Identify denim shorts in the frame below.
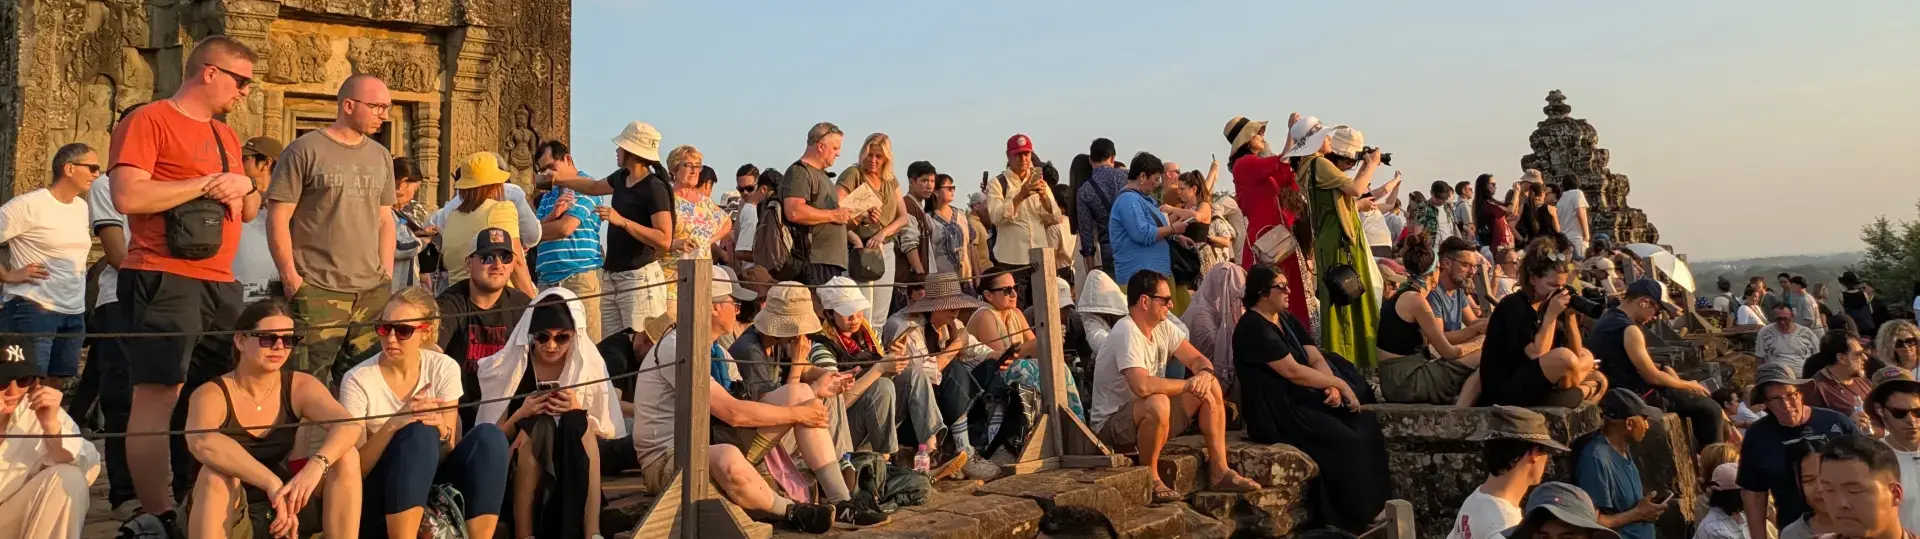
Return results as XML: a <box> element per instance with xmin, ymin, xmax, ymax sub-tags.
<box><xmin>2</xmin><ymin>297</ymin><xmax>85</xmax><ymax>376</ymax></box>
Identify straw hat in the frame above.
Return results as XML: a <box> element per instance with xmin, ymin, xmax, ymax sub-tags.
<box><xmin>639</xmin><ymin>311</ymin><xmax>677</xmax><ymax>343</ymax></box>
<box><xmin>754</xmin><ymin>284</ymin><xmax>824</xmax><ymax>338</ymax></box>
<box><xmin>1222</xmin><ymin>116</ymin><xmax>1268</xmax><ymax>155</ymax></box>
<box><xmin>898</xmin><ymin>273</ymin><xmax>987</xmax><ymax>315</ymax></box>
<box><xmin>612</xmin><ymin>121</ymin><xmax>663</xmax><ymax>163</ymax></box>
<box><xmin>453</xmin><ymin>152</ymin><xmax>511</xmax><ymax>189</ymax></box>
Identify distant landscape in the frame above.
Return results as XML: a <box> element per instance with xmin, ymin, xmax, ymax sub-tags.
<box><xmin>1689</xmin><ymin>251</ymin><xmax>1866</xmax><ymax>296</ymax></box>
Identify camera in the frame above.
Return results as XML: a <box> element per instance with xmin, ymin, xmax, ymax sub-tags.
<box><xmin>1360</xmin><ymin>146</ymin><xmax>1394</xmax><ymax>167</ymax></box>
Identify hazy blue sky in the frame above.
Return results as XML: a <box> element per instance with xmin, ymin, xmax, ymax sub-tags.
<box><xmin>568</xmin><ymin>1</ymin><xmax>1918</xmax><ymax>261</ymax></box>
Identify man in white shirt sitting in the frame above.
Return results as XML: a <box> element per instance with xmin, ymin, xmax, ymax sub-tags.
<box><xmin>1088</xmin><ymin>270</ymin><xmax>1260</xmax><ymax>502</ymax></box>
<box><xmin>1445</xmin><ymin>406</ymin><xmax>1568</xmax><ymax>539</ymax></box>
<box><xmin>0</xmin><ymin>337</ymin><xmax>101</xmax><ymax>539</ymax></box>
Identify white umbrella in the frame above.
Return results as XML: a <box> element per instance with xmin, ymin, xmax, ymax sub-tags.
<box><xmin>1623</xmin><ymin>243</ymin><xmax>1697</xmax><ymax>292</ymax></box>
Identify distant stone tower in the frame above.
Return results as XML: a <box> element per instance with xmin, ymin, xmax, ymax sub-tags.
<box><xmin>1520</xmin><ymin>90</ymin><xmax>1659</xmax><ymax>245</ymax></box>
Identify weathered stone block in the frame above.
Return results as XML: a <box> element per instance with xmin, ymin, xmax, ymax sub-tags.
<box><xmin>1110</xmin><ymin>504</ymin><xmax>1188</xmax><ymax>539</ymax></box>
<box><xmin>1161</xmin><ymin>432</ymin><xmax>1318</xmax><ymax>495</ymax></box>
<box><xmin>934</xmin><ymin>494</ymin><xmax>1044</xmax><ymax>539</ymax></box>
<box><xmin>840</xmin><ymin>511</ymin><xmax>981</xmax><ymax>539</ymax></box>
<box><xmin>1157</xmin><ymin>454</ymin><xmax>1202</xmax><ymax>497</ymax></box>
<box><xmin>1188</xmin><ymin>491</ymin><xmax>1239</xmax><ymax>523</ymax></box>
<box><xmin>934</xmin><ymin>479</ymin><xmax>983</xmax><ymax>496</ymax></box>
<box><xmin>1372</xmin><ymin>403</ymin><xmax>1603</xmax><ymax>539</ymax></box>
<box><xmin>1242</xmin><ymin>489</ymin><xmax>1313</xmax><ymax>538</ymax></box>
<box><xmin>1173</xmin><ymin>502</ymin><xmax>1236</xmax><ymax>539</ymax></box>
<box><xmin>976</xmin><ymin>472</ymin><xmax>1130</xmax><ymax>524</ymax></box>
<box><xmin>1057</xmin><ymin>466</ymin><xmax>1153</xmax><ymax>508</ymax></box>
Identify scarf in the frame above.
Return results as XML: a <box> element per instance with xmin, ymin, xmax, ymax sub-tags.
<box><xmin>474</xmin><ymin>287</ymin><xmax>626</xmax><ymax>440</ymax></box>
<box><xmin>1181</xmin><ymin>264</ymin><xmax>1246</xmax><ymax>378</ymax></box>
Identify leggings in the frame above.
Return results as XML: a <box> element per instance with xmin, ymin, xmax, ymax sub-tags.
<box><xmin>362</xmin><ymin>422</ymin><xmax>510</xmax><ymax>536</ymax></box>
<box><xmin>511</xmin><ymin>411</ymin><xmax>594</xmax><ymax>539</ymax></box>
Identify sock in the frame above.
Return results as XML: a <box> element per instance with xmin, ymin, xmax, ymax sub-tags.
<box><xmin>770</xmin><ymin>496</ymin><xmax>793</xmax><ymax>516</ymax></box>
<box><xmin>814</xmin><ymin>462</ymin><xmax>852</xmax><ymax>503</ymax></box>
<box><xmin>949</xmin><ymin>418</ymin><xmax>969</xmax><ymax>452</ymax></box>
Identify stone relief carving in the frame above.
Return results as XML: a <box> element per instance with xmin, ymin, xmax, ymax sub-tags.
<box><xmin>505</xmin><ymin>105</ymin><xmax>539</xmax><ymax>188</ymax></box>
<box><xmin>346</xmin><ymin>38</ymin><xmax>440</xmax><ymax>94</ymax></box>
<box><xmin>267</xmin><ymin>33</ymin><xmax>332</xmax><ymax>85</ymax></box>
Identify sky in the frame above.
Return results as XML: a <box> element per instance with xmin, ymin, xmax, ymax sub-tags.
<box><xmin>568</xmin><ymin>0</ymin><xmax>1919</xmax><ymax>261</ymax></box>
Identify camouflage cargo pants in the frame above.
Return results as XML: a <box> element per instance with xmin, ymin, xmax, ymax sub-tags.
<box><xmin>290</xmin><ymin>281</ymin><xmax>392</xmax><ymax>385</ymax></box>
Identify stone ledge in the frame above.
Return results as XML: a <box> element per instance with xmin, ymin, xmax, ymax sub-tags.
<box><xmin>1369</xmin><ymin>403</ymin><xmax>1601</xmax><ymax>445</ymax></box>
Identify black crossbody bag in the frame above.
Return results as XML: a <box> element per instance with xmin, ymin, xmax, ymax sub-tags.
<box><xmin>163</xmin><ymin>122</ymin><xmax>236</xmax><ymax>260</ymax></box>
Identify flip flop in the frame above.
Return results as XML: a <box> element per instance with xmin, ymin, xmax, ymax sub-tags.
<box><xmin>1208</xmin><ymin>472</ymin><xmax>1262</xmax><ymax>494</ymax></box>
<box><xmin>1151</xmin><ymin>483</ymin><xmax>1182</xmax><ymax>504</ymax></box>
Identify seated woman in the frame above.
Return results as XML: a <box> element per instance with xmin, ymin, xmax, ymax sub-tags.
<box><xmin>340</xmin><ymin>286</ymin><xmax>511</xmax><ymax>539</ymax></box>
<box><xmin>476</xmin><ymin>289</ymin><xmax>626</xmax><ymax>539</ymax></box>
<box><xmin>1378</xmin><ymin>235</ymin><xmax>1488</xmax><ymax>407</ymax></box>
<box><xmin>801</xmin><ymin>278</ymin><xmax>901</xmax><ymax>461</ymax></box>
<box><xmin>969</xmin><ymin>272</ymin><xmax>1087</xmax><ymax>425</ymax></box>
<box><xmin>1476</xmin><ymin>244</ymin><xmax>1608</xmax><ymax>408</ymax></box>
<box><xmin>1232</xmin><ymin>263</ymin><xmax>1390</xmax><ymax>532</ymax></box>
<box><xmin>882</xmin><ymin>273</ymin><xmax>999</xmax><ymax>481</ymax></box>
<box><xmin>186</xmin><ymin>299</ymin><xmax>365</xmax><ymax>539</ymax></box>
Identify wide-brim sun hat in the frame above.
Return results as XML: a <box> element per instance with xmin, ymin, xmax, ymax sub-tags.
<box><xmin>1465</xmin><ymin>405</ymin><xmax>1571</xmax><ymax>452</ymax></box>
<box><xmin>612</xmin><ymin>121</ymin><xmax>663</xmax><ymax>163</ymax></box>
<box><xmin>1281</xmin><ymin>120</ymin><xmax>1336</xmax><ymax>159</ymax></box>
<box><xmin>1502</xmin><ymin>482</ymin><xmax>1621</xmax><ymax>539</ymax></box>
<box><xmin>899</xmin><ymin>272</ymin><xmax>988</xmax><ymax>315</ymax></box>
<box><xmin>1279</xmin><ymin>116</ymin><xmax>1323</xmax><ymax>158</ymax></box>
<box><xmin>1223</xmin><ymin>116</ymin><xmax>1268</xmax><ymax>155</ymax></box>
<box><xmin>755</xmin><ymin>283</ymin><xmax>824</xmax><ymax>338</ymax></box>
<box><xmin>453</xmin><ymin>151</ymin><xmax>511</xmax><ymax>189</ymax></box>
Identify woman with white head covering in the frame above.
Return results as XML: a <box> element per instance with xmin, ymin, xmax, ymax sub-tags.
<box><xmin>1077</xmin><ymin>271</ymin><xmax>1129</xmax><ymax>353</ymax></box>
<box><xmin>1183</xmin><ymin>264</ymin><xmax>1247</xmax><ymax>390</ymax></box>
<box><xmin>475</xmin><ymin>287</ymin><xmax>625</xmax><ymax>539</ymax></box>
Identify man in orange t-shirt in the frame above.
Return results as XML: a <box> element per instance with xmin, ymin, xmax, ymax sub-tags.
<box><xmin>104</xmin><ymin>35</ymin><xmax>261</xmax><ymax>529</ymax></box>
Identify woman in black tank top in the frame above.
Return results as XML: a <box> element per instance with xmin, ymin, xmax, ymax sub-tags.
<box><xmin>1375</xmin><ymin>234</ymin><xmax>1491</xmax><ymax>406</ymax></box>
<box><xmin>184</xmin><ymin>299</ymin><xmax>367</xmax><ymax>539</ymax></box>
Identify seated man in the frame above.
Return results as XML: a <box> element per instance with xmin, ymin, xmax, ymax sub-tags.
<box><xmin>0</xmin><ymin>338</ymin><xmax>101</xmax><ymax>539</ymax></box>
<box><xmin>1756</xmin><ymin>303</ymin><xmax>1821</xmax><ymax>376</ymax></box>
<box><xmin>1476</xmin><ymin>244</ymin><xmax>1607</xmax><ymax>407</ymax></box>
<box><xmin>475</xmin><ymin>289</ymin><xmax>626</xmax><ymax>539</ymax></box>
<box><xmin>1592</xmin><ymin>279</ymin><xmax>1723</xmax><ymax>449</ymax></box>
<box><xmin>1379</xmin><ymin>236</ymin><xmax>1488</xmax><ymax>406</ymax></box>
<box><xmin>1576</xmin><ymin>390</ymin><xmax>1669</xmax><ymax>539</ymax></box>
<box><xmin>1501</xmin><ymin>482</ymin><xmax>1623</xmax><ymax>539</ymax></box>
<box><xmin>1446</xmin><ymin>406</ymin><xmax>1569</xmax><ymax>539</ymax></box>
<box><xmin>632</xmin><ymin>281</ymin><xmax>887</xmax><ymax>531</ymax></box>
<box><xmin>1089</xmin><ymin>270</ymin><xmax>1259</xmax><ymax>503</ymax></box>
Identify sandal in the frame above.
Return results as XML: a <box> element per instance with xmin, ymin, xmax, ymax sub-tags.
<box><xmin>1151</xmin><ymin>482</ymin><xmax>1182</xmax><ymax>504</ymax></box>
<box><xmin>1208</xmin><ymin>472</ymin><xmax>1262</xmax><ymax>494</ymax></box>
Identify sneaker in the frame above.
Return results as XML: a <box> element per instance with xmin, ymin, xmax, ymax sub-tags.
<box><xmin>785</xmin><ymin>502</ymin><xmax>834</xmax><ymax>534</ymax></box>
<box><xmin>832</xmin><ymin>496</ymin><xmax>890</xmax><ymax>529</ymax></box>
<box><xmin>961</xmin><ymin>457</ymin><xmax>1002</xmax><ymax>482</ymax></box>
<box><xmin>930</xmin><ymin>449</ymin><xmax>969</xmax><ymax>482</ymax></box>
<box><xmin>119</xmin><ymin>510</ymin><xmax>180</xmax><ymax>539</ymax></box>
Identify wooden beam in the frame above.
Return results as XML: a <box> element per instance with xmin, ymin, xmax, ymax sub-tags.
<box><xmin>1006</xmin><ymin>246</ymin><xmax>1120</xmax><ymax>475</ymax></box>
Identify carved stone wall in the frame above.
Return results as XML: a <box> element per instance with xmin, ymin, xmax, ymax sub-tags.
<box><xmin>1</xmin><ymin>0</ymin><xmax>570</xmax><ymax>205</ymax></box>
<box><xmin>1520</xmin><ymin>90</ymin><xmax>1660</xmax><ymax>245</ymax></box>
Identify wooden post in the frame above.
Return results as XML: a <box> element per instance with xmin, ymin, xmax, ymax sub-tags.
<box><xmin>1007</xmin><ymin>247</ymin><xmax>1128</xmax><ymax>474</ymax></box>
<box><xmin>631</xmin><ymin>258</ymin><xmax>757</xmax><ymax>539</ymax></box>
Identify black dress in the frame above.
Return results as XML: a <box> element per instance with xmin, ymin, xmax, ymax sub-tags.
<box><xmin>1232</xmin><ymin>310</ymin><xmax>1391</xmax><ymax>532</ymax></box>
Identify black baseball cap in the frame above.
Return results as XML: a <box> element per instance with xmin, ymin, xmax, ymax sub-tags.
<box><xmin>1624</xmin><ymin>278</ymin><xmax>1682</xmax><ymax>316</ymax></box>
<box><xmin>471</xmin><ymin>227</ymin><xmax>514</xmax><ymax>257</ymax></box>
<box><xmin>1601</xmin><ymin>388</ymin><xmax>1661</xmax><ymax>420</ymax></box>
<box><xmin>0</xmin><ymin>336</ymin><xmax>43</xmax><ymax>385</ymax></box>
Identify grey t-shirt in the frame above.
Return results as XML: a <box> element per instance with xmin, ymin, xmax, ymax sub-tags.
<box><xmin>780</xmin><ymin>161</ymin><xmax>847</xmax><ymax>268</ymax></box>
<box><xmin>266</xmin><ymin>130</ymin><xmax>398</xmax><ymax>292</ymax></box>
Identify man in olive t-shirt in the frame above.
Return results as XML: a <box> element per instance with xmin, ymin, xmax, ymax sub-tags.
<box><xmin>265</xmin><ymin>74</ymin><xmax>398</xmax><ymax>383</ymax></box>
<box><xmin>780</xmin><ymin>122</ymin><xmax>855</xmax><ymax>286</ymax></box>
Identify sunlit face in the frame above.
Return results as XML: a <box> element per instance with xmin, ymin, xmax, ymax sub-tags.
<box><xmin>377</xmin><ymin>302</ymin><xmax>433</xmax><ymax>360</ymax></box>
<box><xmin>1248</xmin><ymin>127</ymin><xmax>1270</xmax><ymax>154</ymax></box>
<box><xmin>983</xmin><ymin>275</ymin><xmax>1018</xmax><ymax>311</ymax></box>
<box><xmin>1139</xmin><ymin>280</ymin><xmax>1174</xmax><ymax>323</ymax></box>
<box><xmin>532</xmin><ymin>329</ymin><xmax>574</xmax><ymax>364</ymax></box>
<box><xmin>1775</xmin><ymin>305</ymin><xmax>1797</xmax><ymax>325</ymax></box>
<box><xmin>342</xmin><ymin>81</ymin><xmax>392</xmax><ymax>136</ymax></box>
<box><xmin>469</xmin><ymin>250</ymin><xmax>514</xmax><ymax>292</ymax></box>
<box><xmin>862</xmin><ymin>149</ymin><xmax>884</xmax><ymax>175</ymax></box>
<box><xmin>0</xmin><ymin>376</ymin><xmax>40</xmax><ymax>415</ymax></box>
<box><xmin>1008</xmin><ymin>152</ymin><xmax>1033</xmax><ymax>175</ymax></box>
<box><xmin>64</xmin><ymin>151</ymin><xmax>101</xmax><ymax>191</ymax></box>
<box><xmin>828</xmin><ymin>310</ymin><xmax>865</xmax><ymax>334</ymax></box>
<box><xmin>236</xmin><ymin>314</ymin><xmax>297</xmax><ymax>373</ymax></box>
<box><xmin>1834</xmin><ymin>340</ymin><xmax>1869</xmax><ymax>378</ymax></box>
<box><xmin>1878</xmin><ymin>393</ymin><xmax>1920</xmax><ymax>441</ymax></box>
<box><xmin>819</xmin><ymin>134</ymin><xmax>844</xmax><ymax>167</ymax></box>
<box><xmin>1895</xmin><ymin>331</ymin><xmax>1919</xmax><ymax>364</ymax></box>
<box><xmin>934</xmin><ymin>178</ymin><xmax>956</xmax><ymax>205</ymax></box>
<box><xmin>1440</xmin><ymin>252</ymin><xmax>1478</xmax><ymax>289</ymax></box>
<box><xmin>1263</xmin><ymin>275</ymin><xmax>1293</xmax><ymax>311</ymax></box>
<box><xmin>1529</xmin><ymin>269</ymin><xmax>1568</xmax><ymax>298</ymax></box>
<box><xmin>1764</xmin><ymin>383</ymin><xmax>1812</xmax><ymax>427</ymax></box>
<box><xmin>1800</xmin><ymin>452</ymin><xmax>1827</xmax><ymax>509</ymax></box>
<box><xmin>1625</xmin><ymin>415</ymin><xmax>1650</xmax><ymax>442</ymax></box>
<box><xmin>203</xmin><ymin>58</ymin><xmax>256</xmax><ymax>114</ymax></box>
<box><xmin>1819</xmin><ymin>459</ymin><xmax>1902</xmax><ymax>538</ymax></box>
<box><xmin>1529</xmin><ymin>519</ymin><xmax>1594</xmax><ymax>539</ymax></box>
<box><xmin>673</xmin><ymin>158</ymin><xmax>704</xmax><ymax>189</ymax></box>
<box><xmin>909</xmin><ymin>174</ymin><xmax>935</xmax><ymax>199</ymax></box>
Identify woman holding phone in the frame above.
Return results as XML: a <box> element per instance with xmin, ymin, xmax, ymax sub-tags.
<box><xmin>475</xmin><ymin>288</ymin><xmax>624</xmax><ymax>539</ymax></box>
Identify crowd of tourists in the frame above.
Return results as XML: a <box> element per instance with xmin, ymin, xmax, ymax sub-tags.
<box><xmin>6</xmin><ymin>35</ymin><xmax>1920</xmax><ymax>539</ymax></box>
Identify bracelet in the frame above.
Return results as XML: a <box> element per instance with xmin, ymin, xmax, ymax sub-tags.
<box><xmin>308</xmin><ymin>454</ymin><xmax>330</xmax><ymax>474</ymax></box>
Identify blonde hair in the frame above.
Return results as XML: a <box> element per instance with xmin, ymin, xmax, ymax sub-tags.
<box><xmin>385</xmin><ymin>285</ymin><xmax>442</xmax><ymax>326</ymax></box>
<box><xmin>858</xmin><ymin>133</ymin><xmax>894</xmax><ymax>182</ymax></box>
<box><xmin>1698</xmin><ymin>442</ymin><xmax>1739</xmax><ymax>487</ymax></box>
<box><xmin>667</xmin><ymin>145</ymin><xmax>703</xmax><ymax>172</ymax></box>
<box><xmin>1878</xmin><ymin>320</ymin><xmax>1920</xmax><ymax>369</ymax></box>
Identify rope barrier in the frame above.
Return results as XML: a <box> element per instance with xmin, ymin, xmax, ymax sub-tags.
<box><xmin>716</xmin><ymin>321</ymin><xmax>1040</xmax><ymax>366</ymax></box>
<box><xmin>718</xmin><ymin>266</ymin><xmax>1025</xmax><ymax>289</ymax></box>
<box><xmin>14</xmin><ymin>357</ymin><xmax>683</xmax><ymax>439</ymax></box>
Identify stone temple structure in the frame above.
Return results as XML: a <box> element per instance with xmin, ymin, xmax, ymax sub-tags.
<box><xmin>0</xmin><ymin>0</ymin><xmax>570</xmax><ymax>203</ymax></box>
<box><xmin>1520</xmin><ymin>90</ymin><xmax>1659</xmax><ymax>245</ymax></box>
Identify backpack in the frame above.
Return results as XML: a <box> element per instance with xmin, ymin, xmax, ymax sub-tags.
<box><xmin>756</xmin><ymin>195</ymin><xmax>806</xmax><ymax>281</ymax></box>
<box><xmin>850</xmin><ymin>453</ymin><xmax>932</xmax><ymax>512</ymax></box>
<box><xmin>417</xmin><ymin>484</ymin><xmax>469</xmax><ymax>539</ymax></box>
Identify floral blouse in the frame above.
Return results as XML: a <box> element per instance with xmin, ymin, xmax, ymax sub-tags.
<box><xmin>662</xmin><ymin>196</ymin><xmax>728</xmax><ymax>302</ymax></box>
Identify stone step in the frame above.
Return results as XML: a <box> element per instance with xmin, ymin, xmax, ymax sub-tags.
<box><xmin>1109</xmin><ymin>503</ymin><xmax>1188</xmax><ymax>539</ymax></box>
<box><xmin>1158</xmin><ymin>433</ymin><xmax>1317</xmax><ymax>498</ymax></box>
<box><xmin>975</xmin><ymin>467</ymin><xmax>1152</xmax><ymax>525</ymax></box>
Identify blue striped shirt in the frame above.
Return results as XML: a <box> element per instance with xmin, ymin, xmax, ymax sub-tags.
<box><xmin>533</xmin><ymin>188</ymin><xmax>604</xmax><ymax>284</ymax></box>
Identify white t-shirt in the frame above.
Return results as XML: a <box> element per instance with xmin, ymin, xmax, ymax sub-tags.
<box><xmin>1089</xmin><ymin>316</ymin><xmax>1188</xmax><ymax>431</ymax></box>
<box><xmin>88</xmin><ymin>178</ymin><xmax>130</xmax><ymax>309</ymax></box>
<box><xmin>633</xmin><ymin>331</ymin><xmax>722</xmax><ymax>468</ymax></box>
<box><xmin>232</xmin><ymin>211</ymin><xmax>280</xmax><ymax>303</ymax></box>
<box><xmin>0</xmin><ymin>189</ymin><xmax>93</xmax><ymax>314</ymax></box>
<box><xmin>338</xmin><ymin>351</ymin><xmax>466</xmax><ymax>443</ymax></box>
<box><xmin>1895</xmin><ymin>446</ymin><xmax>1920</xmax><ymax>531</ymax></box>
<box><xmin>0</xmin><ymin>400</ymin><xmax>93</xmax><ymax>502</ymax></box>
<box><xmin>735</xmin><ymin>202</ymin><xmax>758</xmax><ymax>253</ymax></box>
<box><xmin>1557</xmin><ymin>189</ymin><xmax>1589</xmax><ymax>244</ymax></box>
<box><xmin>1360</xmin><ymin>209</ymin><xmax>1392</xmax><ymax>250</ymax></box>
<box><xmin>1735</xmin><ymin>304</ymin><xmax>1766</xmax><ymax>326</ymax></box>
<box><xmin>1445</xmin><ymin>489</ymin><xmax>1523</xmax><ymax>539</ymax></box>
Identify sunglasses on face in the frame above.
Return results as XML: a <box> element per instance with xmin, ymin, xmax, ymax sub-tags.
<box><xmin>4</xmin><ymin>376</ymin><xmax>41</xmax><ymax>390</ymax></box>
<box><xmin>375</xmin><ymin>322</ymin><xmax>431</xmax><ymax>341</ymax></box>
<box><xmin>985</xmin><ymin>286</ymin><xmax>1017</xmax><ymax>295</ymax></box>
<box><xmin>533</xmin><ymin>331</ymin><xmax>573</xmax><ymax>345</ymax></box>
<box><xmin>74</xmin><ymin>163</ymin><xmax>102</xmax><ymax>175</ymax></box>
<box><xmin>1148</xmin><ymin>295</ymin><xmax>1174</xmax><ymax>306</ymax></box>
<box><xmin>210</xmin><ymin>64</ymin><xmax>253</xmax><ymax>89</ymax></box>
<box><xmin>1899</xmin><ymin>338</ymin><xmax>1918</xmax><ymax>348</ymax></box>
<box><xmin>246</xmin><ymin>332</ymin><xmax>301</xmax><ymax>349</ymax></box>
<box><xmin>1886</xmin><ymin>406</ymin><xmax>1920</xmax><ymax>420</ymax></box>
<box><xmin>476</xmin><ymin>252</ymin><xmax>515</xmax><ymax>265</ymax></box>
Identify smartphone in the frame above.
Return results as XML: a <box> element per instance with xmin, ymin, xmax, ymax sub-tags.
<box><xmin>1654</xmin><ymin>491</ymin><xmax>1675</xmax><ymax>505</ymax></box>
<box><xmin>537</xmin><ymin>381</ymin><xmax>560</xmax><ymax>391</ymax></box>
<box><xmin>995</xmin><ymin>346</ymin><xmax>1020</xmax><ymax>371</ymax></box>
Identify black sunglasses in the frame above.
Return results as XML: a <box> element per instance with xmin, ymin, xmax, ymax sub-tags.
<box><xmin>984</xmin><ymin>285</ymin><xmax>1017</xmax><ymax>295</ymax></box>
<box><xmin>1899</xmin><ymin>338</ymin><xmax>1918</xmax><ymax>348</ymax></box>
<box><xmin>375</xmin><ymin>323</ymin><xmax>429</xmax><ymax>341</ymax></box>
<box><xmin>533</xmin><ymin>332</ymin><xmax>573</xmax><ymax>345</ymax></box>
<box><xmin>210</xmin><ymin>64</ymin><xmax>252</xmax><ymax>90</ymax></box>
<box><xmin>1886</xmin><ymin>406</ymin><xmax>1920</xmax><ymax>420</ymax></box>
<box><xmin>245</xmin><ymin>332</ymin><xmax>301</xmax><ymax>350</ymax></box>
<box><xmin>3</xmin><ymin>376</ymin><xmax>42</xmax><ymax>389</ymax></box>
<box><xmin>74</xmin><ymin>163</ymin><xmax>102</xmax><ymax>175</ymax></box>
<box><xmin>476</xmin><ymin>252</ymin><xmax>515</xmax><ymax>265</ymax></box>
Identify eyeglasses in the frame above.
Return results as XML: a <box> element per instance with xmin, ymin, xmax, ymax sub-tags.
<box><xmin>1148</xmin><ymin>295</ymin><xmax>1174</xmax><ymax>306</ymax></box>
<box><xmin>346</xmin><ymin>98</ymin><xmax>393</xmax><ymax>116</ymax></box>
<box><xmin>533</xmin><ymin>331</ymin><xmax>573</xmax><ymax>345</ymax></box>
<box><xmin>1898</xmin><ymin>339</ymin><xmax>1918</xmax><ymax>348</ymax></box>
<box><xmin>1766</xmin><ymin>389</ymin><xmax>1805</xmax><ymax>405</ymax></box>
<box><xmin>476</xmin><ymin>252</ymin><xmax>515</xmax><ymax>265</ymax></box>
<box><xmin>984</xmin><ymin>285</ymin><xmax>1017</xmax><ymax>295</ymax></box>
<box><xmin>375</xmin><ymin>322</ymin><xmax>431</xmax><ymax>341</ymax></box>
<box><xmin>74</xmin><ymin>163</ymin><xmax>101</xmax><ymax>175</ymax></box>
<box><xmin>209</xmin><ymin>64</ymin><xmax>253</xmax><ymax>90</ymax></box>
<box><xmin>246</xmin><ymin>332</ymin><xmax>301</xmax><ymax>350</ymax></box>
<box><xmin>1886</xmin><ymin>406</ymin><xmax>1920</xmax><ymax>420</ymax></box>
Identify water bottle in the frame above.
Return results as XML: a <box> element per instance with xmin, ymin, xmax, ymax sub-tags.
<box><xmin>914</xmin><ymin>444</ymin><xmax>932</xmax><ymax>474</ymax></box>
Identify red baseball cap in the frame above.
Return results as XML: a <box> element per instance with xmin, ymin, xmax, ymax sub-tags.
<box><xmin>1006</xmin><ymin>134</ymin><xmax>1034</xmax><ymax>156</ymax></box>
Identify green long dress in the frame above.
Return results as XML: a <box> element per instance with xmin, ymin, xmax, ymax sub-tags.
<box><xmin>1302</xmin><ymin>155</ymin><xmax>1380</xmax><ymax>368</ymax></box>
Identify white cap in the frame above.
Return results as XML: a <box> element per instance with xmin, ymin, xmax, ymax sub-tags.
<box><xmin>712</xmin><ymin>265</ymin><xmax>756</xmax><ymax>302</ymax></box>
<box><xmin>817</xmin><ymin>277</ymin><xmax>870</xmax><ymax>318</ymax></box>
<box><xmin>1710</xmin><ymin>462</ymin><xmax>1739</xmax><ymax>491</ymax></box>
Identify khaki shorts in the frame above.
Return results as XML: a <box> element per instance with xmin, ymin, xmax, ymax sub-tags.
<box><xmin>1094</xmin><ymin>396</ymin><xmax>1195</xmax><ymax>452</ymax></box>
<box><xmin>640</xmin><ymin>452</ymin><xmax>679</xmax><ymax>495</ymax></box>
<box><xmin>1378</xmin><ymin>352</ymin><xmax>1476</xmax><ymax>405</ymax></box>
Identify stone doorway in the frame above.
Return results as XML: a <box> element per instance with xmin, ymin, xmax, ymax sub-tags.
<box><xmin>279</xmin><ymin>95</ymin><xmax>410</xmax><ymax>158</ymax></box>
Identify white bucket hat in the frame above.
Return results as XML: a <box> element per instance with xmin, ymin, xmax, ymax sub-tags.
<box><xmin>1281</xmin><ymin>116</ymin><xmax>1329</xmax><ymax>159</ymax></box>
<box><xmin>817</xmin><ymin>277</ymin><xmax>871</xmax><ymax>318</ymax></box>
<box><xmin>612</xmin><ymin>121</ymin><xmax>663</xmax><ymax>163</ymax></box>
<box><xmin>1323</xmin><ymin>125</ymin><xmax>1365</xmax><ymax>158</ymax></box>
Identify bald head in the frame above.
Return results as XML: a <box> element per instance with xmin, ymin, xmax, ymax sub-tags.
<box><xmin>333</xmin><ymin>74</ymin><xmax>392</xmax><ymax>137</ymax></box>
<box><xmin>337</xmin><ymin>74</ymin><xmax>387</xmax><ymax>101</ymax></box>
